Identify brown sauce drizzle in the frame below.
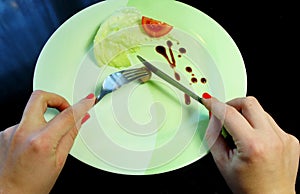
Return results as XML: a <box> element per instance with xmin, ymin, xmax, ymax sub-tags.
<box><xmin>174</xmin><ymin>72</ymin><xmax>180</xmax><ymax>81</ymax></box>
<box><xmin>155</xmin><ymin>41</ymin><xmax>179</xmax><ymax>80</ymax></box>
<box><xmin>184</xmin><ymin>93</ymin><xmax>191</xmax><ymax>105</ymax></box>
<box><xmin>155</xmin><ymin>40</ymin><xmax>207</xmax><ymax>105</ymax></box>
<box><xmin>155</xmin><ymin>46</ymin><xmax>171</xmax><ymax>66</ymax></box>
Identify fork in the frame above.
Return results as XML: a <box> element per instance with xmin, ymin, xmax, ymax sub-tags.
<box><xmin>94</xmin><ymin>67</ymin><xmax>152</xmax><ymax>104</ymax></box>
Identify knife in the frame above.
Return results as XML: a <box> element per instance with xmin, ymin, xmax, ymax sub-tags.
<box><xmin>136</xmin><ymin>55</ymin><xmax>203</xmax><ymax>104</ymax></box>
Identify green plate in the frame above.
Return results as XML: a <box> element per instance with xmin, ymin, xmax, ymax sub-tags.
<box><xmin>33</xmin><ymin>0</ymin><xmax>247</xmax><ymax>175</ymax></box>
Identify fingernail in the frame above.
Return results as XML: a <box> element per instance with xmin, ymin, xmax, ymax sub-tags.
<box><xmin>86</xmin><ymin>93</ymin><xmax>95</xmax><ymax>99</ymax></box>
<box><xmin>81</xmin><ymin>113</ymin><xmax>90</xmax><ymax>124</ymax></box>
<box><xmin>202</xmin><ymin>92</ymin><xmax>211</xmax><ymax>99</ymax></box>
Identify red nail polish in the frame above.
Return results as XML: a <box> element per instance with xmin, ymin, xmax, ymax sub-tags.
<box><xmin>202</xmin><ymin>92</ymin><xmax>211</xmax><ymax>99</ymax></box>
<box><xmin>81</xmin><ymin>113</ymin><xmax>90</xmax><ymax>124</ymax></box>
<box><xmin>86</xmin><ymin>93</ymin><xmax>95</xmax><ymax>99</ymax></box>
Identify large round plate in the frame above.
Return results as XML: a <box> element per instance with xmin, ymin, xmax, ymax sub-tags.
<box><xmin>33</xmin><ymin>0</ymin><xmax>247</xmax><ymax>175</ymax></box>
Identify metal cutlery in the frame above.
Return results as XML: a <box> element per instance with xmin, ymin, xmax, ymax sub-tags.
<box><xmin>94</xmin><ymin>66</ymin><xmax>152</xmax><ymax>104</ymax></box>
<box><xmin>136</xmin><ymin>55</ymin><xmax>203</xmax><ymax>104</ymax></box>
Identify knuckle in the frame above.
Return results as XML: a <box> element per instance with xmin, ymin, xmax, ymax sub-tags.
<box><xmin>243</xmin><ymin>96</ymin><xmax>259</xmax><ymax>107</ymax></box>
<box><xmin>28</xmin><ymin>136</ymin><xmax>51</xmax><ymax>153</ymax></box>
<box><xmin>30</xmin><ymin>90</ymin><xmax>47</xmax><ymax>102</ymax></box>
<box><xmin>62</xmin><ymin>107</ymin><xmax>76</xmax><ymax>123</ymax></box>
<box><xmin>290</xmin><ymin>134</ymin><xmax>299</xmax><ymax>144</ymax></box>
<box><xmin>245</xmin><ymin>142</ymin><xmax>265</xmax><ymax>161</ymax></box>
<box><xmin>31</xmin><ymin>90</ymin><xmax>45</xmax><ymax>98</ymax></box>
<box><xmin>10</xmin><ymin>125</ymin><xmax>27</xmax><ymax>144</ymax></box>
<box><xmin>225</xmin><ymin>105</ymin><xmax>237</xmax><ymax>118</ymax></box>
<box><xmin>286</xmin><ymin>134</ymin><xmax>299</xmax><ymax>150</ymax></box>
<box><xmin>13</xmin><ymin>130</ymin><xmax>26</xmax><ymax>143</ymax></box>
<box><xmin>28</xmin><ymin>137</ymin><xmax>40</xmax><ymax>151</ymax></box>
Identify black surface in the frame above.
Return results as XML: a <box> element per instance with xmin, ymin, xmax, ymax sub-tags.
<box><xmin>1</xmin><ymin>1</ymin><xmax>299</xmax><ymax>193</ymax></box>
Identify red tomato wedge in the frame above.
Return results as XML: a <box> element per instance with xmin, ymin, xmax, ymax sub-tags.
<box><xmin>141</xmin><ymin>16</ymin><xmax>173</xmax><ymax>38</ymax></box>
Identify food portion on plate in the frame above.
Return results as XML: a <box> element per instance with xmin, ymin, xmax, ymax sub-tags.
<box><xmin>141</xmin><ymin>15</ymin><xmax>173</xmax><ymax>38</ymax></box>
<box><xmin>91</xmin><ymin>5</ymin><xmax>211</xmax><ymax>108</ymax></box>
<box><xmin>93</xmin><ymin>6</ymin><xmax>174</xmax><ymax>69</ymax></box>
<box><xmin>92</xmin><ymin>6</ymin><xmax>211</xmax><ymax>103</ymax></box>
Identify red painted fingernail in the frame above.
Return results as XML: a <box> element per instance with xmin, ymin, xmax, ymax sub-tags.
<box><xmin>202</xmin><ymin>92</ymin><xmax>211</xmax><ymax>99</ymax></box>
<box><xmin>86</xmin><ymin>93</ymin><xmax>95</xmax><ymax>99</ymax></box>
<box><xmin>209</xmin><ymin>111</ymin><xmax>211</xmax><ymax>119</ymax></box>
<box><xmin>81</xmin><ymin>113</ymin><xmax>90</xmax><ymax>124</ymax></box>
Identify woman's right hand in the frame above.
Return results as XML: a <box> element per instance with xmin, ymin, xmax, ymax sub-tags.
<box><xmin>202</xmin><ymin>95</ymin><xmax>299</xmax><ymax>194</ymax></box>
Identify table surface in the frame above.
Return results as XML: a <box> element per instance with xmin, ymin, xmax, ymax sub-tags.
<box><xmin>0</xmin><ymin>1</ymin><xmax>298</xmax><ymax>193</ymax></box>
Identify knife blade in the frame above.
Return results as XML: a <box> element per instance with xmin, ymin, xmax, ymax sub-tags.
<box><xmin>137</xmin><ymin>55</ymin><xmax>203</xmax><ymax>104</ymax></box>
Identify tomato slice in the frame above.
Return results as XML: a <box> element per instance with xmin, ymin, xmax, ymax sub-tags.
<box><xmin>141</xmin><ymin>16</ymin><xmax>173</xmax><ymax>38</ymax></box>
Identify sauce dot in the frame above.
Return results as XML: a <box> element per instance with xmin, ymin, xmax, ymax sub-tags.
<box><xmin>174</xmin><ymin>72</ymin><xmax>180</xmax><ymax>81</ymax></box>
<box><xmin>185</xmin><ymin>66</ymin><xmax>192</xmax><ymax>73</ymax></box>
<box><xmin>200</xmin><ymin>78</ymin><xmax>207</xmax><ymax>84</ymax></box>
<box><xmin>191</xmin><ymin>77</ymin><xmax>197</xmax><ymax>83</ymax></box>
<box><xmin>167</xmin><ymin>40</ymin><xmax>173</xmax><ymax>47</ymax></box>
<box><xmin>184</xmin><ymin>94</ymin><xmax>191</xmax><ymax>105</ymax></box>
<box><xmin>179</xmin><ymin>47</ymin><xmax>186</xmax><ymax>54</ymax></box>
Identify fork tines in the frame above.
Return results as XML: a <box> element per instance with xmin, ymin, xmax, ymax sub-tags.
<box><xmin>122</xmin><ymin>67</ymin><xmax>151</xmax><ymax>82</ymax></box>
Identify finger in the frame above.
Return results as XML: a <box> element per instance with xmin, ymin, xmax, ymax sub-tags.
<box><xmin>21</xmin><ymin>90</ymin><xmax>70</xmax><ymax>128</ymax></box>
<box><xmin>202</xmin><ymin>96</ymin><xmax>253</xmax><ymax>143</ymax></box>
<box><xmin>203</xmin><ymin>114</ymin><xmax>233</xmax><ymax>168</ymax></box>
<box><xmin>55</xmin><ymin>113</ymin><xmax>90</xmax><ymax>163</ymax></box>
<box><xmin>44</xmin><ymin>93</ymin><xmax>95</xmax><ymax>144</ymax></box>
<box><xmin>226</xmin><ymin>96</ymin><xmax>268</xmax><ymax>129</ymax></box>
<box><xmin>204</xmin><ymin>114</ymin><xmax>223</xmax><ymax>149</ymax></box>
<box><xmin>210</xmin><ymin>132</ymin><xmax>232</xmax><ymax>166</ymax></box>
<box><xmin>202</xmin><ymin>101</ymin><xmax>236</xmax><ymax>163</ymax></box>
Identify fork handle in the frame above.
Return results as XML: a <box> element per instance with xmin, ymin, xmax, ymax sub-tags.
<box><xmin>94</xmin><ymin>90</ymin><xmax>109</xmax><ymax>104</ymax></box>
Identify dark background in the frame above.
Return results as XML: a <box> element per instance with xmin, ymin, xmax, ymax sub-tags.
<box><xmin>1</xmin><ymin>0</ymin><xmax>298</xmax><ymax>193</ymax></box>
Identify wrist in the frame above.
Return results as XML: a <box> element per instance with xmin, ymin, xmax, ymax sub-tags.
<box><xmin>233</xmin><ymin>188</ymin><xmax>296</xmax><ymax>194</ymax></box>
<box><xmin>230</xmin><ymin>181</ymin><xmax>296</xmax><ymax>194</ymax></box>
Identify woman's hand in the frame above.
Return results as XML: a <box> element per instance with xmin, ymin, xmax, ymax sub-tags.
<box><xmin>202</xmin><ymin>95</ymin><xmax>299</xmax><ymax>194</ymax></box>
<box><xmin>0</xmin><ymin>90</ymin><xmax>95</xmax><ymax>194</ymax></box>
